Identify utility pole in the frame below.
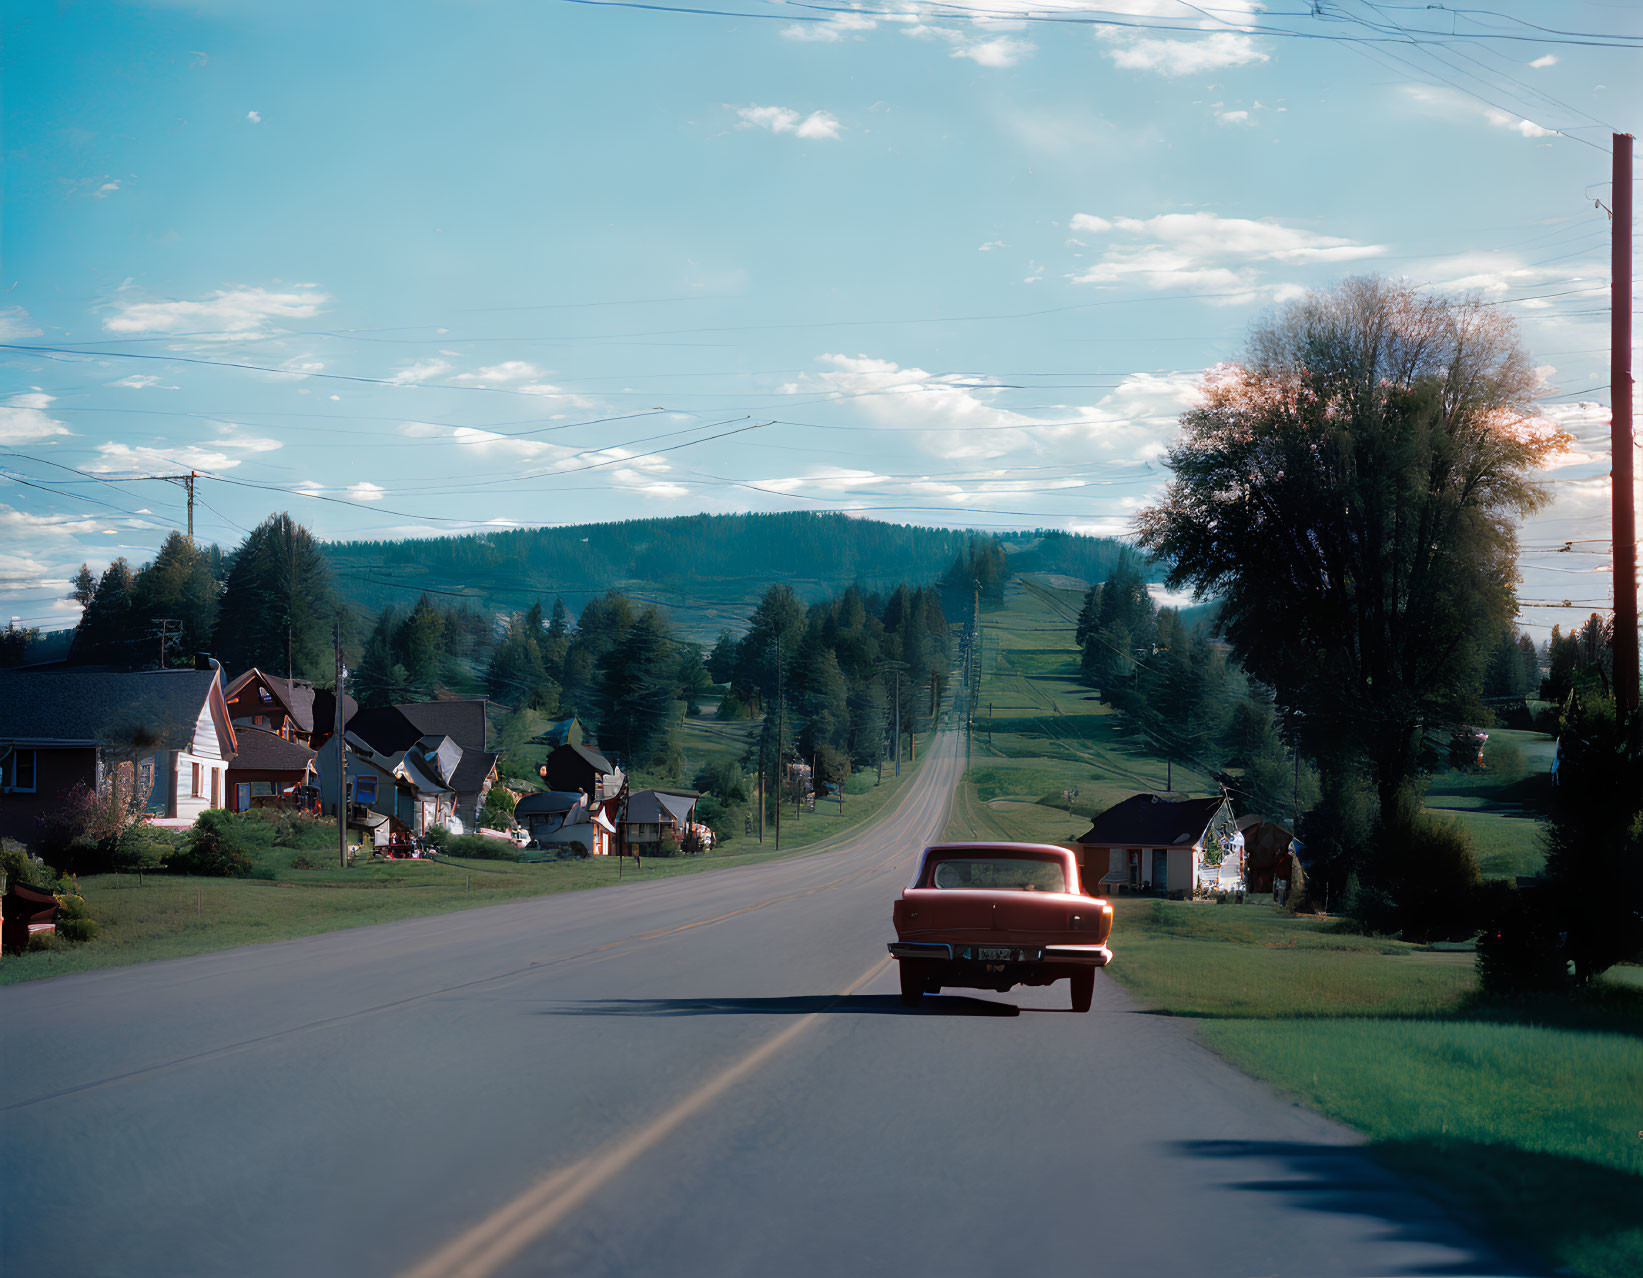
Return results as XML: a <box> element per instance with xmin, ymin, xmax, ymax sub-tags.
<box><xmin>155</xmin><ymin>618</ymin><xmax>179</xmax><ymax>669</ymax></box>
<box><xmin>757</xmin><ymin>763</ymin><xmax>764</xmax><ymax>844</ymax></box>
<box><xmin>1611</xmin><ymin>132</ymin><xmax>1639</xmax><ymax>716</ymax></box>
<box><xmin>893</xmin><ymin>666</ymin><xmax>901</xmax><ymax>776</ymax></box>
<box><xmin>988</xmin><ymin>702</ymin><xmax>993</xmax><ymax>749</ymax></box>
<box><xmin>157</xmin><ymin>472</ymin><xmax>199</xmax><ymax>544</ymax></box>
<box><xmin>335</xmin><ymin>617</ymin><xmax>347</xmax><ymax>870</ymax></box>
<box><xmin>775</xmin><ymin>632</ymin><xmax>784</xmax><ymax>851</ymax></box>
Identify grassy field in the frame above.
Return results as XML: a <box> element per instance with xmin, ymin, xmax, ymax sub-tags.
<box><xmin>1108</xmin><ymin>898</ymin><xmax>1643</xmax><ymax>1278</ymax></box>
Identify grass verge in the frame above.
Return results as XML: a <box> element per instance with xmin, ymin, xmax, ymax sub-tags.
<box><xmin>1107</xmin><ymin>897</ymin><xmax>1643</xmax><ymax>1278</ymax></box>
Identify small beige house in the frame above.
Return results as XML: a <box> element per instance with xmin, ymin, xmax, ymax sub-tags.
<box><xmin>1072</xmin><ymin>792</ymin><xmax>1238</xmax><ymax>897</ymax></box>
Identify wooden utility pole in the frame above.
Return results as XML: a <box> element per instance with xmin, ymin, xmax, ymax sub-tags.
<box><xmin>757</xmin><ymin>763</ymin><xmax>764</xmax><ymax>844</ymax></box>
<box><xmin>335</xmin><ymin>618</ymin><xmax>347</xmax><ymax>870</ymax></box>
<box><xmin>1612</xmin><ymin>132</ymin><xmax>1638</xmax><ymax>716</ymax></box>
<box><xmin>774</xmin><ymin>632</ymin><xmax>783</xmax><ymax>851</ymax></box>
<box><xmin>893</xmin><ymin>666</ymin><xmax>901</xmax><ymax>776</ymax></box>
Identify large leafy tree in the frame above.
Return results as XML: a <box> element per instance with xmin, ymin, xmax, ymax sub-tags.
<box><xmin>214</xmin><ymin>514</ymin><xmax>338</xmax><ymax>679</ymax></box>
<box><xmin>1137</xmin><ymin>277</ymin><xmax>1563</xmax><ymax>811</ymax></box>
<box><xmin>131</xmin><ymin>532</ymin><xmax>222</xmax><ymax>662</ymax></box>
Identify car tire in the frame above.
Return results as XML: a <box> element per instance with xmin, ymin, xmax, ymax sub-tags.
<box><xmin>1070</xmin><ymin>969</ymin><xmax>1095</xmax><ymax>1013</ymax></box>
<box><xmin>899</xmin><ymin>962</ymin><xmax>925</xmax><ymax>1005</ymax></box>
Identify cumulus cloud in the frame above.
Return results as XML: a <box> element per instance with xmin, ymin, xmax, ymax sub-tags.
<box><xmin>0</xmin><ymin>392</ymin><xmax>72</xmax><ymax>445</ymax></box>
<box><xmin>347</xmin><ymin>482</ymin><xmax>386</xmax><ymax>502</ymax></box>
<box><xmin>247</xmin><ymin>110</ymin><xmax>262</xmax><ymax>124</ymax></box>
<box><xmin>1529</xmin><ymin>54</ymin><xmax>1557</xmax><ymax>69</ymax></box>
<box><xmin>732</xmin><ymin>104</ymin><xmax>843</xmax><ymax>141</ymax></box>
<box><xmin>953</xmin><ymin>35</ymin><xmax>1034</xmax><ymax>68</ymax></box>
<box><xmin>450</xmin><ymin>361</ymin><xmax>549</xmax><ymax>384</ymax></box>
<box><xmin>1066</xmin><ymin>211</ymin><xmax>1383</xmax><ymax>300</ymax></box>
<box><xmin>390</xmin><ymin>358</ymin><xmax>456</xmax><ymax>385</ymax></box>
<box><xmin>1092</xmin><ymin>1</ymin><xmax>1266</xmax><ymax>76</ymax></box>
<box><xmin>103</xmin><ymin>284</ymin><xmax>329</xmax><ymax>341</ymax></box>
<box><xmin>0</xmin><ymin>505</ymin><xmax>103</xmax><ymax>540</ymax></box>
<box><xmin>1400</xmin><ymin>84</ymin><xmax>1555</xmax><ymax>139</ymax></box>
<box><xmin>85</xmin><ymin>438</ymin><xmax>275</xmax><ymax>473</ymax></box>
<box><xmin>778</xmin><ymin>353</ymin><xmax>1202</xmax><ymax>464</ymax></box>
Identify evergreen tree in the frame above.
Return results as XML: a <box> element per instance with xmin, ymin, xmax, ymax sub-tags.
<box><xmin>130</xmin><ymin>532</ymin><xmax>221</xmax><ymax>662</ymax></box>
<box><xmin>354</xmin><ymin>612</ymin><xmax>414</xmax><ymax>709</ymax></box>
<box><xmin>595</xmin><ymin>607</ymin><xmax>679</xmax><ymax>766</ymax></box>
<box><xmin>706</xmin><ymin>629</ymin><xmax>737</xmax><ymax>684</ymax></box>
<box><xmin>70</xmin><ymin>563</ymin><xmax>98</xmax><ymax>610</ymax></box>
<box><xmin>214</xmin><ymin>514</ymin><xmax>337</xmax><ymax>678</ymax></box>
<box><xmin>395</xmin><ymin>593</ymin><xmax>446</xmax><ymax>696</ymax></box>
<box><xmin>72</xmin><ymin>559</ymin><xmax>136</xmax><ymax>665</ymax></box>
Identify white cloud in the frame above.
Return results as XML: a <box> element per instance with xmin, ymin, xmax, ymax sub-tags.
<box><xmin>1090</xmin><ymin>1</ymin><xmax>1266</xmax><ymax>76</ymax></box>
<box><xmin>0</xmin><ymin>505</ymin><xmax>103</xmax><ymax>539</ymax></box>
<box><xmin>782</xmin><ymin>10</ymin><xmax>878</xmax><ymax>42</ymax></box>
<box><xmin>0</xmin><ymin>392</ymin><xmax>72</xmax><ymax>444</ymax></box>
<box><xmin>1107</xmin><ymin>31</ymin><xmax>1266</xmax><ymax>76</ymax></box>
<box><xmin>1401</xmin><ymin>85</ymin><xmax>1555</xmax><ymax>139</ymax></box>
<box><xmin>732</xmin><ymin>104</ymin><xmax>842</xmax><ymax>141</ymax></box>
<box><xmin>206</xmin><ymin>423</ymin><xmax>283</xmax><ymax>453</ymax></box>
<box><xmin>451</xmin><ymin>361</ymin><xmax>548</xmax><ymax>384</ymax></box>
<box><xmin>953</xmin><ymin>36</ymin><xmax>1034</xmax><ymax>68</ymax></box>
<box><xmin>103</xmin><ymin>284</ymin><xmax>329</xmax><ymax>340</ymax></box>
<box><xmin>1529</xmin><ymin>54</ymin><xmax>1557</xmax><ymax>69</ymax></box>
<box><xmin>85</xmin><ymin>439</ymin><xmax>268</xmax><ymax>473</ymax></box>
<box><xmin>1066</xmin><ymin>211</ymin><xmax>1383</xmax><ymax>300</ymax></box>
<box><xmin>93</xmin><ymin>179</ymin><xmax>121</xmax><ymax>198</ymax></box>
<box><xmin>390</xmin><ymin>358</ymin><xmax>456</xmax><ymax>385</ymax></box>
<box><xmin>1214</xmin><ymin>107</ymin><xmax>1252</xmax><ymax>126</ymax></box>
<box><xmin>0</xmin><ymin>552</ymin><xmax>65</xmax><ymax>591</ymax></box>
<box><xmin>978</xmin><ymin>240</ymin><xmax>1007</xmax><ymax>252</ymax></box>
<box><xmin>109</xmin><ymin>374</ymin><xmax>180</xmax><ymax>391</ymax></box>
<box><xmin>247</xmin><ymin>110</ymin><xmax>262</xmax><ymax>124</ymax></box>
<box><xmin>779</xmin><ymin>353</ymin><xmax>1200</xmax><ymax>464</ymax></box>
<box><xmin>0</xmin><ymin>306</ymin><xmax>42</xmax><ymax>340</ymax></box>
<box><xmin>347</xmin><ymin>482</ymin><xmax>385</xmax><ymax>502</ymax></box>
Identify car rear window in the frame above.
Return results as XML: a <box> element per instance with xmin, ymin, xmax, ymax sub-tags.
<box><xmin>926</xmin><ymin>856</ymin><xmax>1065</xmax><ymax>892</ymax></box>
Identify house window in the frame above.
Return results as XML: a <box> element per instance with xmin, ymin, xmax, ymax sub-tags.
<box><xmin>2</xmin><ymin>748</ymin><xmax>38</xmax><ymax>793</ymax></box>
<box><xmin>191</xmin><ymin>761</ymin><xmax>203</xmax><ymax>798</ymax></box>
<box><xmin>137</xmin><ymin>759</ymin><xmax>154</xmax><ymax>805</ymax></box>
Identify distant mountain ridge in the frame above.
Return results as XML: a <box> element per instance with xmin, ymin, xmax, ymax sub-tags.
<box><xmin>324</xmin><ymin>512</ymin><xmax>1148</xmax><ymax>636</ymax></box>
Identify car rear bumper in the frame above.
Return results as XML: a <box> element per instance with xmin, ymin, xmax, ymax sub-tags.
<box><xmin>887</xmin><ymin>941</ymin><xmax>1112</xmax><ymax>966</ymax></box>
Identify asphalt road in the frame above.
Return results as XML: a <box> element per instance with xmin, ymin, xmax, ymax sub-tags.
<box><xmin>3</xmin><ymin>733</ymin><xmax>1536</xmax><ymax>1278</ymax></box>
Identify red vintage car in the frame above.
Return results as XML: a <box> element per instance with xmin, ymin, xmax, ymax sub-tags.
<box><xmin>888</xmin><ymin>842</ymin><xmax>1114</xmax><ymax>1012</ymax></box>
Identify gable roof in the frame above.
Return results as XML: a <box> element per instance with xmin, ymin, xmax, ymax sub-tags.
<box><xmin>0</xmin><ymin>667</ymin><xmax>222</xmax><ymax>757</ymax></box>
<box><xmin>515</xmin><ymin>790</ymin><xmax>586</xmax><ymax>817</ymax></box>
<box><xmin>348</xmin><ymin>699</ymin><xmax>495</xmax><ymax>804</ymax></box>
<box><xmin>1075</xmin><ymin>793</ymin><xmax>1230</xmax><ymax>849</ymax></box>
<box><xmin>625</xmin><ymin>789</ymin><xmax>699</xmax><ymax>825</ymax></box>
<box><xmin>549</xmin><ymin>742</ymin><xmax>615</xmax><ymax>775</ymax></box>
<box><xmin>229</xmin><ymin>726</ymin><xmax>317</xmax><ymax>773</ymax></box>
<box><xmin>225</xmin><ymin>668</ymin><xmax>356</xmax><ymax>736</ymax></box>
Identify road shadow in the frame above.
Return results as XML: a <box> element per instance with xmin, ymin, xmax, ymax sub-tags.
<box><xmin>1174</xmin><ymin>1137</ymin><xmax>1639</xmax><ymax>1276</ymax></box>
<box><xmin>541</xmin><ymin>994</ymin><xmax>1021</xmax><ymax>1018</ymax></box>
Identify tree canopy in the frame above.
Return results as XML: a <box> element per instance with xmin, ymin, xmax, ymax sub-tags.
<box><xmin>1136</xmin><ymin>277</ymin><xmax>1564</xmax><ymax>809</ymax></box>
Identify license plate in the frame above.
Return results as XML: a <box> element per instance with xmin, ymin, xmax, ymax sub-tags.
<box><xmin>976</xmin><ymin>947</ymin><xmax>1016</xmax><ymax>962</ymax></box>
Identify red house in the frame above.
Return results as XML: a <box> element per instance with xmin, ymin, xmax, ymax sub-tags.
<box><xmin>226</xmin><ymin>726</ymin><xmax>318</xmax><ymax>813</ymax></box>
<box><xmin>223</xmin><ymin>668</ymin><xmax>354</xmax><ymax>752</ymax></box>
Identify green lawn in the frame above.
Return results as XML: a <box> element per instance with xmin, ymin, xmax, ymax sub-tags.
<box><xmin>1107</xmin><ymin>898</ymin><xmax>1643</xmax><ymax>1278</ymax></box>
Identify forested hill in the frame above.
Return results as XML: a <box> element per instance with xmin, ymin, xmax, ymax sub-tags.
<box><xmin>325</xmin><ymin>513</ymin><xmax>1145</xmax><ymax>635</ymax></box>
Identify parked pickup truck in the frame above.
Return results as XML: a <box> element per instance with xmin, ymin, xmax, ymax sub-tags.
<box><xmin>889</xmin><ymin>842</ymin><xmax>1114</xmax><ymax>1012</ymax></box>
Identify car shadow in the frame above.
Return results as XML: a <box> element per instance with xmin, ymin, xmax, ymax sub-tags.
<box><xmin>541</xmin><ymin>994</ymin><xmax>1021</xmax><ymax>1018</ymax></box>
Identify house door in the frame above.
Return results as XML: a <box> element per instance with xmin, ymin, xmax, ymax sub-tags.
<box><xmin>1152</xmin><ymin>849</ymin><xmax>1168</xmax><ymax>890</ymax></box>
<box><xmin>1128</xmin><ymin>850</ymin><xmax>1141</xmax><ymax>886</ymax></box>
<box><xmin>211</xmin><ymin>768</ymin><xmax>220</xmax><ymax>808</ymax></box>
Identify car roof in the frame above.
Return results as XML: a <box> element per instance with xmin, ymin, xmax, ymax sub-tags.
<box><xmin>920</xmin><ymin>842</ymin><xmax>1075</xmax><ymax>857</ymax></box>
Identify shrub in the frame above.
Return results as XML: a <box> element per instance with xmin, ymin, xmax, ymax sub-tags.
<box><xmin>422</xmin><ymin>825</ymin><xmax>453</xmax><ymax>854</ymax></box>
<box><xmin>2</xmin><ymin>839</ymin><xmax>53</xmax><ymax>891</ymax></box>
<box><xmin>1372</xmin><ymin>788</ymin><xmax>1483</xmax><ymax>942</ymax></box>
<box><xmin>844</xmin><ymin>771</ymin><xmax>872</xmax><ymax>796</ymax></box>
<box><xmin>443</xmin><ymin>834</ymin><xmax>521</xmax><ymax>861</ymax></box>
<box><xmin>291</xmin><ymin>854</ymin><xmax>322</xmax><ymax>871</ymax></box>
<box><xmin>169</xmin><ymin>810</ymin><xmax>256</xmax><ymax>878</ymax></box>
<box><xmin>1477</xmin><ymin>885</ymin><xmax>1572</xmax><ymax>996</ymax></box>
<box><xmin>1483</xmin><ymin>736</ymin><xmax>1527</xmax><ymax>783</ymax></box>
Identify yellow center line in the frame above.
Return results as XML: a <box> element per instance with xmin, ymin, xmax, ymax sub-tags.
<box><xmin>399</xmin><ymin>955</ymin><xmax>895</xmax><ymax>1278</ymax></box>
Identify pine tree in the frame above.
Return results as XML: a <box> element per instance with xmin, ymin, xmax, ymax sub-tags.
<box><xmin>73</xmin><ymin>559</ymin><xmax>136</xmax><ymax>665</ymax></box>
<box><xmin>214</xmin><ymin>514</ymin><xmax>337</xmax><ymax>678</ymax></box>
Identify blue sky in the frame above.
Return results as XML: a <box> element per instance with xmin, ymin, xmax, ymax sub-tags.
<box><xmin>2</xmin><ymin>0</ymin><xmax>1638</xmax><ymax>635</ymax></box>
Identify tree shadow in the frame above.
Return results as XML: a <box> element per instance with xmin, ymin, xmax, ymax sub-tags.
<box><xmin>1177</xmin><ymin>1137</ymin><xmax>1641</xmax><ymax>1277</ymax></box>
<box><xmin>541</xmin><ymin>994</ymin><xmax>1021</xmax><ymax>1018</ymax></box>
